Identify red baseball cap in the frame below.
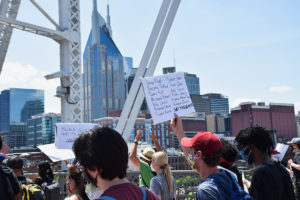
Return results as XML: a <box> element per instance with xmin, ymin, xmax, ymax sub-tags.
<box><xmin>181</xmin><ymin>132</ymin><xmax>222</xmax><ymax>156</ymax></box>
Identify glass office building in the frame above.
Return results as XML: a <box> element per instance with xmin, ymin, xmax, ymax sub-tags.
<box><xmin>27</xmin><ymin>113</ymin><xmax>61</xmax><ymax>147</ymax></box>
<box><xmin>0</xmin><ymin>88</ymin><xmax>44</xmax><ymax>132</ymax></box>
<box><xmin>0</xmin><ymin>88</ymin><xmax>44</xmax><ymax>148</ymax></box>
<box><xmin>83</xmin><ymin>1</ymin><xmax>125</xmax><ymax>122</ymax></box>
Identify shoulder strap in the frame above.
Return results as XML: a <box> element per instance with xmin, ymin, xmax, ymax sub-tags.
<box><xmin>140</xmin><ymin>186</ymin><xmax>146</xmax><ymax>200</ymax></box>
<box><xmin>99</xmin><ymin>196</ymin><xmax>116</xmax><ymax>200</ymax></box>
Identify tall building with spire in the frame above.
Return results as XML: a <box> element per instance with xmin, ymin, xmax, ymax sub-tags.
<box><xmin>83</xmin><ymin>0</ymin><xmax>125</xmax><ymax>122</ymax></box>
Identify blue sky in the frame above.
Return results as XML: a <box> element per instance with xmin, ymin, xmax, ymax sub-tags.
<box><xmin>0</xmin><ymin>0</ymin><xmax>299</xmax><ymax>114</ymax></box>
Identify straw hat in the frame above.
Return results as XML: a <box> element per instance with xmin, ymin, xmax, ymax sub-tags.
<box><xmin>138</xmin><ymin>147</ymin><xmax>155</xmax><ymax>161</ymax></box>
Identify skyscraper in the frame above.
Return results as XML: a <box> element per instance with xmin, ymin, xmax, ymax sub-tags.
<box><xmin>83</xmin><ymin>0</ymin><xmax>126</xmax><ymax>122</ymax></box>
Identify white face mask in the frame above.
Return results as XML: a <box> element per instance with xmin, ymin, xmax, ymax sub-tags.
<box><xmin>85</xmin><ymin>183</ymin><xmax>102</xmax><ymax>199</ymax></box>
<box><xmin>150</xmin><ymin>163</ymin><xmax>155</xmax><ymax>172</ymax></box>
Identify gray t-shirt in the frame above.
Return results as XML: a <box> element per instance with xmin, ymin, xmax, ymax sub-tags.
<box><xmin>196</xmin><ymin>166</ymin><xmax>236</xmax><ymax>200</ymax></box>
<box><xmin>150</xmin><ymin>173</ymin><xmax>176</xmax><ymax>200</ymax></box>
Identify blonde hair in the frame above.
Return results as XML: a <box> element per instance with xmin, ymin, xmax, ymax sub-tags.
<box><xmin>152</xmin><ymin>151</ymin><xmax>173</xmax><ymax>193</ymax></box>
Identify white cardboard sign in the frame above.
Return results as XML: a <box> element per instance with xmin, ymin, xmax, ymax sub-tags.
<box><xmin>142</xmin><ymin>72</ymin><xmax>195</xmax><ymax>124</ymax></box>
<box><xmin>55</xmin><ymin>123</ymin><xmax>99</xmax><ymax>149</ymax></box>
<box><xmin>37</xmin><ymin>143</ymin><xmax>75</xmax><ymax>162</ymax></box>
<box><xmin>273</xmin><ymin>143</ymin><xmax>289</xmax><ymax>161</ymax></box>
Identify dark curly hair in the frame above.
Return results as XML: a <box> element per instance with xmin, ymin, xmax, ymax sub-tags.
<box><xmin>73</xmin><ymin>127</ymin><xmax>128</xmax><ymax>181</ymax></box>
<box><xmin>235</xmin><ymin>126</ymin><xmax>274</xmax><ymax>155</ymax></box>
<box><xmin>36</xmin><ymin>161</ymin><xmax>54</xmax><ymax>185</ymax></box>
<box><xmin>220</xmin><ymin>138</ymin><xmax>238</xmax><ymax>164</ymax></box>
<box><xmin>202</xmin><ymin>150</ymin><xmax>222</xmax><ymax>167</ymax></box>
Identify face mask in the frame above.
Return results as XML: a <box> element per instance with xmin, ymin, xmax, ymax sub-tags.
<box><xmin>188</xmin><ymin>154</ymin><xmax>197</xmax><ymax>169</ymax></box>
<box><xmin>85</xmin><ymin>183</ymin><xmax>102</xmax><ymax>199</ymax></box>
<box><xmin>150</xmin><ymin>163</ymin><xmax>155</xmax><ymax>172</ymax></box>
<box><xmin>240</xmin><ymin>150</ymin><xmax>249</xmax><ymax>162</ymax></box>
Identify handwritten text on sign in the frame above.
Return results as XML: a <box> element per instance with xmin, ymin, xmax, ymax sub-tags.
<box><xmin>55</xmin><ymin>123</ymin><xmax>99</xmax><ymax>149</ymax></box>
<box><xmin>142</xmin><ymin>72</ymin><xmax>195</xmax><ymax>124</ymax></box>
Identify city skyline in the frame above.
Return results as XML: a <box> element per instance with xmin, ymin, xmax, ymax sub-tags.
<box><xmin>0</xmin><ymin>0</ymin><xmax>299</xmax><ymax>114</ymax></box>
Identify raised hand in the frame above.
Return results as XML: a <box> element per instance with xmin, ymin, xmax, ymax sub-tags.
<box><xmin>135</xmin><ymin>129</ymin><xmax>142</xmax><ymax>141</ymax></box>
<box><xmin>170</xmin><ymin>113</ymin><xmax>184</xmax><ymax>135</ymax></box>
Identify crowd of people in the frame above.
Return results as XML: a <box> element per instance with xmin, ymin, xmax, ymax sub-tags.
<box><xmin>1</xmin><ymin>113</ymin><xmax>300</xmax><ymax>199</ymax></box>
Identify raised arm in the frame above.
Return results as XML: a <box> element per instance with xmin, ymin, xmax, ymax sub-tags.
<box><xmin>149</xmin><ymin>130</ymin><xmax>163</xmax><ymax>152</ymax></box>
<box><xmin>129</xmin><ymin>129</ymin><xmax>142</xmax><ymax>168</ymax></box>
<box><xmin>170</xmin><ymin>114</ymin><xmax>190</xmax><ymax>160</ymax></box>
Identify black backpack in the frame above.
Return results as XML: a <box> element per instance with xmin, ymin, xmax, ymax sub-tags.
<box><xmin>0</xmin><ymin>167</ymin><xmax>15</xmax><ymax>200</ymax></box>
<box><xmin>42</xmin><ymin>179</ymin><xmax>60</xmax><ymax>200</ymax></box>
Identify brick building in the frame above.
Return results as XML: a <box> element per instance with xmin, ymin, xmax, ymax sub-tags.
<box><xmin>231</xmin><ymin>102</ymin><xmax>297</xmax><ymax>141</ymax></box>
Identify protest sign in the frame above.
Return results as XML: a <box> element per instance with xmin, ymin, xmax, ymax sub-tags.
<box><xmin>37</xmin><ymin>143</ymin><xmax>74</xmax><ymax>162</ymax></box>
<box><xmin>142</xmin><ymin>72</ymin><xmax>195</xmax><ymax>124</ymax></box>
<box><xmin>273</xmin><ymin>143</ymin><xmax>289</xmax><ymax>161</ymax></box>
<box><xmin>55</xmin><ymin>123</ymin><xmax>99</xmax><ymax>149</ymax></box>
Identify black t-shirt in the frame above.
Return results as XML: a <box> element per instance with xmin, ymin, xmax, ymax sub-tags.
<box><xmin>293</xmin><ymin>151</ymin><xmax>300</xmax><ymax>183</ymax></box>
<box><xmin>0</xmin><ymin>166</ymin><xmax>20</xmax><ymax>199</ymax></box>
<box><xmin>249</xmin><ymin>162</ymin><xmax>295</xmax><ymax>200</ymax></box>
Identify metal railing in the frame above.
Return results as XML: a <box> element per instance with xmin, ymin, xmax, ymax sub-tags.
<box><xmin>25</xmin><ymin>170</ymin><xmax>251</xmax><ymax>200</ymax></box>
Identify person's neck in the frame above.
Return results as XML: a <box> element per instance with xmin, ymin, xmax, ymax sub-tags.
<box><xmin>255</xmin><ymin>153</ymin><xmax>271</xmax><ymax>166</ymax></box>
<box><xmin>70</xmin><ymin>188</ymin><xmax>80</xmax><ymax>197</ymax></box>
<box><xmin>99</xmin><ymin>177</ymin><xmax>129</xmax><ymax>192</ymax></box>
<box><xmin>200</xmin><ymin>165</ymin><xmax>219</xmax><ymax>180</ymax></box>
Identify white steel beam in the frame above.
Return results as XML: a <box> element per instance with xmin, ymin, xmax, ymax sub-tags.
<box><xmin>29</xmin><ymin>0</ymin><xmax>62</xmax><ymax>31</ymax></box>
<box><xmin>0</xmin><ymin>0</ymin><xmax>21</xmax><ymax>75</ymax></box>
<box><xmin>122</xmin><ymin>0</ymin><xmax>181</xmax><ymax>141</ymax></box>
<box><xmin>117</xmin><ymin>0</ymin><xmax>181</xmax><ymax>141</ymax></box>
<box><xmin>0</xmin><ymin>16</ymin><xmax>79</xmax><ymax>42</ymax></box>
<box><xmin>116</xmin><ymin>0</ymin><xmax>172</xmax><ymax>134</ymax></box>
<box><xmin>58</xmin><ymin>0</ymin><xmax>82</xmax><ymax>123</ymax></box>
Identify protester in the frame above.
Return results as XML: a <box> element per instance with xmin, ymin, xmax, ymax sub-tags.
<box><xmin>287</xmin><ymin>138</ymin><xmax>300</xmax><ymax>200</ymax></box>
<box><xmin>7</xmin><ymin>156</ymin><xmax>33</xmax><ymax>184</ymax></box>
<box><xmin>64</xmin><ymin>166</ymin><xmax>89</xmax><ymax>200</ymax></box>
<box><xmin>35</xmin><ymin>161</ymin><xmax>60</xmax><ymax>200</ymax></box>
<box><xmin>170</xmin><ymin>114</ymin><xmax>248</xmax><ymax>200</ymax></box>
<box><xmin>35</xmin><ymin>161</ymin><xmax>55</xmax><ymax>186</ymax></box>
<box><xmin>129</xmin><ymin>129</ymin><xmax>163</xmax><ymax>188</ymax></box>
<box><xmin>8</xmin><ymin>156</ymin><xmax>45</xmax><ymax>199</ymax></box>
<box><xmin>73</xmin><ymin>127</ymin><xmax>158</xmax><ymax>200</ymax></box>
<box><xmin>150</xmin><ymin>151</ymin><xmax>176</xmax><ymax>200</ymax></box>
<box><xmin>0</xmin><ymin>136</ymin><xmax>21</xmax><ymax>200</ymax></box>
<box><xmin>236</xmin><ymin>126</ymin><xmax>295</xmax><ymax>200</ymax></box>
<box><xmin>220</xmin><ymin>138</ymin><xmax>243</xmax><ymax>188</ymax></box>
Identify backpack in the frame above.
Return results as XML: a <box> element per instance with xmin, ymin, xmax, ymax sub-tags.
<box><xmin>41</xmin><ymin>180</ymin><xmax>60</xmax><ymax>200</ymax></box>
<box><xmin>21</xmin><ymin>184</ymin><xmax>45</xmax><ymax>200</ymax></box>
<box><xmin>99</xmin><ymin>186</ymin><xmax>146</xmax><ymax>200</ymax></box>
<box><xmin>0</xmin><ymin>167</ymin><xmax>15</xmax><ymax>200</ymax></box>
<box><xmin>207</xmin><ymin>170</ymin><xmax>253</xmax><ymax>200</ymax></box>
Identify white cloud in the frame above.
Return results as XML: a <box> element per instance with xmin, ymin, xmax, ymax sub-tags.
<box><xmin>0</xmin><ymin>62</ymin><xmax>60</xmax><ymax>113</ymax></box>
<box><xmin>231</xmin><ymin>98</ymin><xmax>261</xmax><ymax>109</ymax></box>
<box><xmin>269</xmin><ymin>86</ymin><xmax>292</xmax><ymax>94</ymax></box>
